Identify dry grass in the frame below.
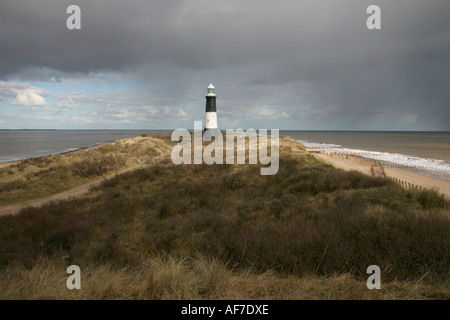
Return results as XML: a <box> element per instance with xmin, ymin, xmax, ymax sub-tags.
<box><xmin>1</xmin><ymin>255</ymin><xmax>447</xmax><ymax>300</ymax></box>
<box><xmin>0</xmin><ymin>134</ymin><xmax>174</xmax><ymax>206</ymax></box>
<box><xmin>0</xmin><ymin>133</ymin><xmax>449</xmax><ymax>299</ymax></box>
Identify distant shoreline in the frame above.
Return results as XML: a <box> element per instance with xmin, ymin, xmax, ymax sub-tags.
<box><xmin>0</xmin><ymin>147</ymin><xmax>84</xmax><ymax>163</ymax></box>
<box><xmin>0</xmin><ymin>129</ymin><xmax>172</xmax><ymax>131</ymax></box>
<box><xmin>1</xmin><ymin>129</ymin><xmax>449</xmax><ymax>132</ymax></box>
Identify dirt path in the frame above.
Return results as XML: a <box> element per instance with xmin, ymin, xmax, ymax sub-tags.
<box><xmin>0</xmin><ymin>160</ymin><xmax>148</xmax><ymax>217</ymax></box>
<box><xmin>314</xmin><ymin>151</ymin><xmax>450</xmax><ymax>199</ymax></box>
<box><xmin>0</xmin><ymin>160</ymin><xmax>21</xmax><ymax>169</ymax></box>
<box><xmin>0</xmin><ymin>177</ymin><xmax>106</xmax><ymax>217</ymax></box>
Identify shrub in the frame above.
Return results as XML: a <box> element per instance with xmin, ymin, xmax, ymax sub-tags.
<box><xmin>71</xmin><ymin>156</ymin><xmax>115</xmax><ymax>177</ymax></box>
<box><xmin>410</xmin><ymin>189</ymin><xmax>448</xmax><ymax>210</ymax></box>
<box><xmin>0</xmin><ymin>180</ymin><xmax>27</xmax><ymax>193</ymax></box>
<box><xmin>219</xmin><ymin>171</ymin><xmax>247</xmax><ymax>190</ymax></box>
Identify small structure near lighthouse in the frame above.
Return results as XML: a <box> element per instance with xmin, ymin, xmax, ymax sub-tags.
<box><xmin>204</xmin><ymin>83</ymin><xmax>218</xmax><ymax>132</ymax></box>
<box><xmin>171</xmin><ymin>83</ymin><xmax>279</xmax><ymax>175</ymax></box>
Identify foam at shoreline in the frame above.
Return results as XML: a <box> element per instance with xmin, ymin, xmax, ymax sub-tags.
<box><xmin>298</xmin><ymin>139</ymin><xmax>450</xmax><ymax>180</ymax></box>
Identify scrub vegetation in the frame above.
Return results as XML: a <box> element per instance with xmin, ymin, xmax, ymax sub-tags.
<box><xmin>0</xmin><ymin>135</ymin><xmax>173</xmax><ymax>205</ymax></box>
<box><xmin>0</xmin><ymin>134</ymin><xmax>448</xmax><ymax>299</ymax></box>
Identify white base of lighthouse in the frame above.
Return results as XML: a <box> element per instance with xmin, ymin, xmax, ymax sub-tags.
<box><xmin>204</xmin><ymin>112</ymin><xmax>218</xmax><ymax>130</ymax></box>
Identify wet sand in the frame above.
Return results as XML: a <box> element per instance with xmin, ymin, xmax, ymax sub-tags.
<box><xmin>313</xmin><ymin>151</ymin><xmax>450</xmax><ymax>199</ymax></box>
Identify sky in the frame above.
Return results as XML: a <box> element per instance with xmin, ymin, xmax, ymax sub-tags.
<box><xmin>0</xmin><ymin>0</ymin><xmax>449</xmax><ymax>131</ymax></box>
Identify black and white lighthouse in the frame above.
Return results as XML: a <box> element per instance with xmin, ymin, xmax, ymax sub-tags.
<box><xmin>204</xmin><ymin>83</ymin><xmax>218</xmax><ymax>132</ymax></box>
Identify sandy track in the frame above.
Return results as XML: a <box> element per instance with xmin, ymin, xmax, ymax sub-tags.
<box><xmin>314</xmin><ymin>152</ymin><xmax>450</xmax><ymax>199</ymax></box>
<box><xmin>0</xmin><ymin>178</ymin><xmax>106</xmax><ymax>217</ymax></box>
<box><xmin>0</xmin><ymin>161</ymin><xmax>21</xmax><ymax>169</ymax></box>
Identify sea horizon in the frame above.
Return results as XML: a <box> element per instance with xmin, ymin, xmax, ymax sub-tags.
<box><xmin>1</xmin><ymin>129</ymin><xmax>449</xmax><ymax>132</ymax></box>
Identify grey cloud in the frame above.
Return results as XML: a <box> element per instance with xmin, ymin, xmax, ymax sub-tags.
<box><xmin>0</xmin><ymin>0</ymin><xmax>448</xmax><ymax>130</ymax></box>
<box><xmin>1</xmin><ymin>0</ymin><xmax>446</xmax><ymax>76</ymax></box>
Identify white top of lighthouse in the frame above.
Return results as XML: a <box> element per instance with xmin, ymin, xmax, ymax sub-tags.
<box><xmin>206</xmin><ymin>83</ymin><xmax>216</xmax><ymax>97</ymax></box>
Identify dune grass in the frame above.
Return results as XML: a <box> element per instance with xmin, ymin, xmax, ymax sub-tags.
<box><xmin>0</xmin><ymin>134</ymin><xmax>448</xmax><ymax>299</ymax></box>
<box><xmin>1</xmin><ymin>255</ymin><xmax>448</xmax><ymax>300</ymax></box>
<box><xmin>0</xmin><ymin>134</ymin><xmax>173</xmax><ymax>206</ymax></box>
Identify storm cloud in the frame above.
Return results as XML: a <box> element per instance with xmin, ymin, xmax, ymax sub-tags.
<box><xmin>0</xmin><ymin>0</ymin><xmax>449</xmax><ymax>130</ymax></box>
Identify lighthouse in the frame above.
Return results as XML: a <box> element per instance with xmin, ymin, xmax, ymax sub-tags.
<box><xmin>204</xmin><ymin>83</ymin><xmax>218</xmax><ymax>132</ymax></box>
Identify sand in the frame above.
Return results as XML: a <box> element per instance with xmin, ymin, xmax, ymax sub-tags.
<box><xmin>314</xmin><ymin>151</ymin><xmax>450</xmax><ymax>199</ymax></box>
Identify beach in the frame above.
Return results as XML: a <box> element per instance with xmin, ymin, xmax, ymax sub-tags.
<box><xmin>314</xmin><ymin>151</ymin><xmax>450</xmax><ymax>199</ymax></box>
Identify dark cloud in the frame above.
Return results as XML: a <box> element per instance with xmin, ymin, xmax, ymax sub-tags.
<box><xmin>0</xmin><ymin>0</ymin><xmax>448</xmax><ymax>130</ymax></box>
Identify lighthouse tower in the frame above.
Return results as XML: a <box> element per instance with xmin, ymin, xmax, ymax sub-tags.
<box><xmin>204</xmin><ymin>83</ymin><xmax>218</xmax><ymax>132</ymax></box>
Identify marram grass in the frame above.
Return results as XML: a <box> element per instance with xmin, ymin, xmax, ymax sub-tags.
<box><xmin>0</xmin><ymin>134</ymin><xmax>448</xmax><ymax>299</ymax></box>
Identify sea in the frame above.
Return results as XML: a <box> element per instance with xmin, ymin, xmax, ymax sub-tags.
<box><xmin>0</xmin><ymin>130</ymin><xmax>166</xmax><ymax>162</ymax></box>
<box><xmin>282</xmin><ymin>131</ymin><xmax>450</xmax><ymax>180</ymax></box>
<box><xmin>0</xmin><ymin>130</ymin><xmax>449</xmax><ymax>180</ymax></box>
